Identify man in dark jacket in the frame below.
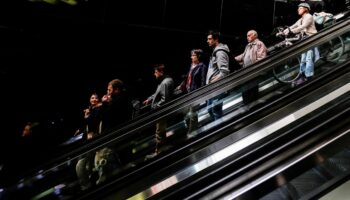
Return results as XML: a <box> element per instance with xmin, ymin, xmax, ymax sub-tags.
<box><xmin>94</xmin><ymin>79</ymin><xmax>133</xmax><ymax>185</ymax></box>
<box><xmin>100</xmin><ymin>79</ymin><xmax>133</xmax><ymax>133</ymax></box>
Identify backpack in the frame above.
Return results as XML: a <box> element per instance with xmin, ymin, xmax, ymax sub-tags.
<box><xmin>313</xmin><ymin>12</ymin><xmax>334</xmax><ymax>27</ymax></box>
<box><xmin>212</xmin><ymin>49</ymin><xmax>242</xmax><ymax>73</ymax></box>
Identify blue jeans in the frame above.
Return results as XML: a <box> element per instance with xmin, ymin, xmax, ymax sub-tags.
<box><xmin>300</xmin><ymin>47</ymin><xmax>320</xmax><ymax>78</ymax></box>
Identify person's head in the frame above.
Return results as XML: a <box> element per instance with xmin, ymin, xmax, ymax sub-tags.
<box><xmin>153</xmin><ymin>64</ymin><xmax>166</xmax><ymax>80</ymax></box>
<box><xmin>298</xmin><ymin>3</ymin><xmax>310</xmax><ymax>16</ymax></box>
<box><xmin>22</xmin><ymin>123</ymin><xmax>32</xmax><ymax>137</ymax></box>
<box><xmin>207</xmin><ymin>30</ymin><xmax>221</xmax><ymax>48</ymax></box>
<box><xmin>107</xmin><ymin>79</ymin><xmax>125</xmax><ymax>97</ymax></box>
<box><xmin>247</xmin><ymin>30</ymin><xmax>258</xmax><ymax>43</ymax></box>
<box><xmin>21</xmin><ymin>122</ymin><xmax>39</xmax><ymax>137</ymax></box>
<box><xmin>191</xmin><ymin>49</ymin><xmax>203</xmax><ymax>63</ymax></box>
<box><xmin>89</xmin><ymin>93</ymin><xmax>100</xmax><ymax>106</ymax></box>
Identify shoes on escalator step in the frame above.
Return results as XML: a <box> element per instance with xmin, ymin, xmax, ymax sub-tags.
<box><xmin>292</xmin><ymin>76</ymin><xmax>308</xmax><ymax>87</ymax></box>
<box><xmin>81</xmin><ymin>182</ymin><xmax>92</xmax><ymax>191</ymax></box>
<box><xmin>96</xmin><ymin>175</ymin><xmax>106</xmax><ymax>185</ymax></box>
<box><xmin>144</xmin><ymin>152</ymin><xmax>158</xmax><ymax>161</ymax></box>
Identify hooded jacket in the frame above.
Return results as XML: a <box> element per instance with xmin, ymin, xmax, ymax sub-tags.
<box><xmin>206</xmin><ymin>43</ymin><xmax>230</xmax><ymax>84</ymax></box>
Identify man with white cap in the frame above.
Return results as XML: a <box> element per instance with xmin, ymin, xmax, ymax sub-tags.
<box><xmin>283</xmin><ymin>3</ymin><xmax>317</xmax><ymax>36</ymax></box>
<box><xmin>281</xmin><ymin>2</ymin><xmax>319</xmax><ymax>86</ymax></box>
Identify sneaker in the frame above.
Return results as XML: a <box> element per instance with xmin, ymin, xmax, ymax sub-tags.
<box><xmin>144</xmin><ymin>152</ymin><xmax>158</xmax><ymax>161</ymax></box>
<box><xmin>80</xmin><ymin>182</ymin><xmax>92</xmax><ymax>191</ymax></box>
<box><xmin>96</xmin><ymin>175</ymin><xmax>106</xmax><ymax>185</ymax></box>
<box><xmin>292</xmin><ymin>76</ymin><xmax>308</xmax><ymax>87</ymax></box>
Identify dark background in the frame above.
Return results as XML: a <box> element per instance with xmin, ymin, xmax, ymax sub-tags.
<box><xmin>0</xmin><ymin>0</ymin><xmax>277</xmax><ymax>139</ymax></box>
<box><xmin>0</xmin><ymin>0</ymin><xmax>346</xmax><ymax>177</ymax></box>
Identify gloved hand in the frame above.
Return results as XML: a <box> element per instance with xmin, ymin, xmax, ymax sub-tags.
<box><xmin>283</xmin><ymin>28</ymin><xmax>290</xmax><ymax>36</ymax></box>
<box><xmin>276</xmin><ymin>32</ymin><xmax>284</xmax><ymax>37</ymax></box>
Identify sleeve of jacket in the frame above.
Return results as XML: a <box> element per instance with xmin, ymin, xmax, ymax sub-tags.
<box><xmin>235</xmin><ymin>53</ymin><xmax>243</xmax><ymax>62</ymax></box>
<box><xmin>154</xmin><ymin>78</ymin><xmax>174</xmax><ymax>108</ymax></box>
<box><xmin>178</xmin><ymin>78</ymin><xmax>187</xmax><ymax>92</ymax></box>
<box><xmin>256</xmin><ymin>41</ymin><xmax>267</xmax><ymax>61</ymax></box>
<box><xmin>147</xmin><ymin>93</ymin><xmax>155</xmax><ymax>102</ymax></box>
<box><xmin>200</xmin><ymin>63</ymin><xmax>208</xmax><ymax>87</ymax></box>
<box><xmin>216</xmin><ymin>50</ymin><xmax>230</xmax><ymax>78</ymax></box>
<box><xmin>289</xmin><ymin>18</ymin><xmax>301</xmax><ymax>30</ymax></box>
<box><xmin>291</xmin><ymin>15</ymin><xmax>313</xmax><ymax>34</ymax></box>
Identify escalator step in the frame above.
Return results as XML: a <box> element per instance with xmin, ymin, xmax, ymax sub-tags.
<box><xmin>261</xmin><ymin>148</ymin><xmax>350</xmax><ymax>199</ymax></box>
<box><xmin>260</xmin><ymin>183</ymin><xmax>299</xmax><ymax>200</ymax></box>
<box><xmin>260</xmin><ymin>188</ymin><xmax>290</xmax><ymax>200</ymax></box>
<box><xmin>290</xmin><ymin>169</ymin><xmax>327</xmax><ymax>196</ymax></box>
<box><xmin>324</xmin><ymin>150</ymin><xmax>350</xmax><ymax>175</ymax></box>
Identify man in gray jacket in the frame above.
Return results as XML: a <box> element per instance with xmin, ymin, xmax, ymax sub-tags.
<box><xmin>143</xmin><ymin>64</ymin><xmax>174</xmax><ymax>156</ymax></box>
<box><xmin>206</xmin><ymin>30</ymin><xmax>230</xmax><ymax>84</ymax></box>
<box><xmin>206</xmin><ymin>30</ymin><xmax>230</xmax><ymax>120</ymax></box>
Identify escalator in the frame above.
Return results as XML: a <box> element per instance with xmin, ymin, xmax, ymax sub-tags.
<box><xmin>155</xmin><ymin>67</ymin><xmax>350</xmax><ymax>200</ymax></box>
<box><xmin>1</xmin><ymin>15</ymin><xmax>349</xmax><ymax>200</ymax></box>
<box><xmin>100</xmin><ymin>60</ymin><xmax>350</xmax><ymax>200</ymax></box>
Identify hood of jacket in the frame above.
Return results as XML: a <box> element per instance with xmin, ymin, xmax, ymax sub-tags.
<box><xmin>213</xmin><ymin>43</ymin><xmax>230</xmax><ymax>54</ymax></box>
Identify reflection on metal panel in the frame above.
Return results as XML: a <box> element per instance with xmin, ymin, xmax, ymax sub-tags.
<box><xmin>223</xmin><ymin>128</ymin><xmax>350</xmax><ymax>200</ymax></box>
<box><xmin>223</xmin><ymin>96</ymin><xmax>242</xmax><ymax>110</ymax></box>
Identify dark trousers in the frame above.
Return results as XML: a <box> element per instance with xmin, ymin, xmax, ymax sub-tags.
<box><xmin>242</xmin><ymin>78</ymin><xmax>260</xmax><ymax>105</ymax></box>
<box><xmin>155</xmin><ymin>120</ymin><xmax>167</xmax><ymax>154</ymax></box>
